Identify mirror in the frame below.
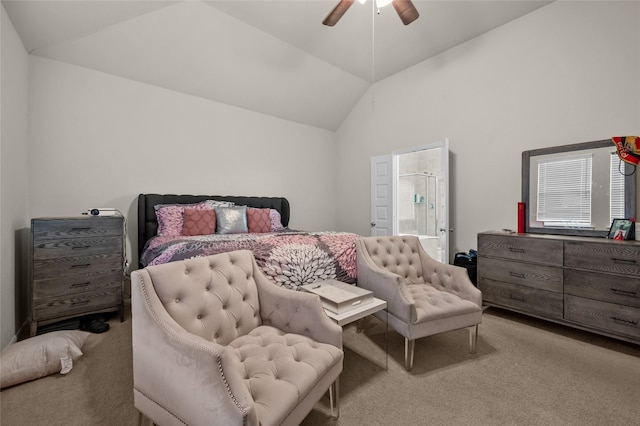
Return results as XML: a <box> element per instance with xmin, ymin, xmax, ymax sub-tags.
<box><xmin>522</xmin><ymin>139</ymin><xmax>636</xmax><ymax>237</ymax></box>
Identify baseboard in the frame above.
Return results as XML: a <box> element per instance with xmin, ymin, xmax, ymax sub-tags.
<box><xmin>5</xmin><ymin>318</ymin><xmax>29</xmax><ymax>349</ymax></box>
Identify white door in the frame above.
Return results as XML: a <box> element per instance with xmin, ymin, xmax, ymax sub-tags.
<box><xmin>370</xmin><ymin>155</ymin><xmax>393</xmax><ymax>236</ymax></box>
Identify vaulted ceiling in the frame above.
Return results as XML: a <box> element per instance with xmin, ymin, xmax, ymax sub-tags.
<box><xmin>3</xmin><ymin>0</ymin><xmax>552</xmax><ymax>130</ymax></box>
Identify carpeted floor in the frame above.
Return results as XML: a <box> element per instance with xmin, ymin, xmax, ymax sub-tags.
<box><xmin>1</xmin><ymin>302</ymin><xmax>639</xmax><ymax>425</ymax></box>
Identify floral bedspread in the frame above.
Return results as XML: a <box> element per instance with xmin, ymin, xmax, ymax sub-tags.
<box><xmin>141</xmin><ymin>230</ymin><xmax>361</xmax><ymax>290</ymax></box>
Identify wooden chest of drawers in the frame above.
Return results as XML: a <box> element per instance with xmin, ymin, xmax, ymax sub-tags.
<box><xmin>31</xmin><ymin>216</ymin><xmax>124</xmax><ymax>336</ymax></box>
<box><xmin>478</xmin><ymin>233</ymin><xmax>563</xmax><ymax>320</ymax></box>
<box><xmin>478</xmin><ymin>231</ymin><xmax>640</xmax><ymax>344</ymax></box>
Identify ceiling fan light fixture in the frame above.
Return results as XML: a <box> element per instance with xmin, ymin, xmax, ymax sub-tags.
<box><xmin>376</xmin><ymin>0</ymin><xmax>393</xmax><ymax>8</ymax></box>
<box><xmin>357</xmin><ymin>0</ymin><xmax>393</xmax><ymax>7</ymax></box>
<box><xmin>323</xmin><ymin>0</ymin><xmax>418</xmax><ymax>26</ymax></box>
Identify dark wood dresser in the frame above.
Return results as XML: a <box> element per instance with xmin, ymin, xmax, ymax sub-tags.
<box><xmin>478</xmin><ymin>231</ymin><xmax>640</xmax><ymax>344</ymax></box>
<box><xmin>30</xmin><ymin>216</ymin><xmax>124</xmax><ymax>336</ymax></box>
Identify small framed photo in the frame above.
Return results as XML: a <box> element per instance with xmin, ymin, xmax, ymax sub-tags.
<box><xmin>607</xmin><ymin>218</ymin><xmax>636</xmax><ymax>240</ymax></box>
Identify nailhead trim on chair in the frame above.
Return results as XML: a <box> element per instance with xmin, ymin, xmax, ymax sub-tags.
<box><xmin>138</xmin><ymin>273</ymin><xmax>249</xmax><ymax>426</ymax></box>
<box><xmin>134</xmin><ymin>386</ymin><xmax>187</xmax><ymax>425</ymax></box>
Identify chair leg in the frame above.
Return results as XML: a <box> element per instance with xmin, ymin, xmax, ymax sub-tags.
<box><xmin>405</xmin><ymin>338</ymin><xmax>415</xmax><ymax>371</ymax></box>
<box><xmin>329</xmin><ymin>378</ymin><xmax>340</xmax><ymax>419</ymax></box>
<box><xmin>469</xmin><ymin>324</ymin><xmax>478</xmax><ymax>354</ymax></box>
<box><xmin>137</xmin><ymin>410</ymin><xmax>156</xmax><ymax>426</ymax></box>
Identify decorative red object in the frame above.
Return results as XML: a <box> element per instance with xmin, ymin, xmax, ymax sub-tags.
<box><xmin>612</xmin><ymin>136</ymin><xmax>640</xmax><ymax>166</ymax></box>
<box><xmin>517</xmin><ymin>202</ymin><xmax>526</xmax><ymax>233</ymax></box>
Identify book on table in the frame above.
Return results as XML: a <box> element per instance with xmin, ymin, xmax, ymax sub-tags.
<box><xmin>301</xmin><ymin>279</ymin><xmax>373</xmax><ymax>314</ymax></box>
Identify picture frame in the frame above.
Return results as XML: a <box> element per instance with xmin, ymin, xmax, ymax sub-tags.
<box><xmin>607</xmin><ymin>218</ymin><xmax>636</xmax><ymax>240</ymax></box>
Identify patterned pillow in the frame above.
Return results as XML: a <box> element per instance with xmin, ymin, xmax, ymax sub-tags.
<box><xmin>247</xmin><ymin>208</ymin><xmax>271</xmax><ymax>233</ymax></box>
<box><xmin>215</xmin><ymin>206</ymin><xmax>248</xmax><ymax>234</ymax></box>
<box><xmin>155</xmin><ymin>202</ymin><xmax>208</xmax><ymax>236</ymax></box>
<box><xmin>269</xmin><ymin>209</ymin><xmax>285</xmax><ymax>231</ymax></box>
<box><xmin>155</xmin><ymin>200</ymin><xmax>234</xmax><ymax>237</ymax></box>
<box><xmin>182</xmin><ymin>209</ymin><xmax>216</xmax><ymax>236</ymax></box>
<box><xmin>203</xmin><ymin>200</ymin><xmax>236</xmax><ymax>209</ymax></box>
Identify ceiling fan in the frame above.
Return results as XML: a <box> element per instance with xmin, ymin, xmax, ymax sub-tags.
<box><xmin>323</xmin><ymin>0</ymin><xmax>419</xmax><ymax>26</ymax></box>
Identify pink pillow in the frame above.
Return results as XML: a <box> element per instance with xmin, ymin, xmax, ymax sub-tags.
<box><xmin>182</xmin><ymin>209</ymin><xmax>216</xmax><ymax>236</ymax></box>
<box><xmin>247</xmin><ymin>208</ymin><xmax>271</xmax><ymax>233</ymax></box>
<box><xmin>155</xmin><ymin>202</ymin><xmax>210</xmax><ymax>236</ymax></box>
<box><xmin>269</xmin><ymin>209</ymin><xmax>285</xmax><ymax>231</ymax></box>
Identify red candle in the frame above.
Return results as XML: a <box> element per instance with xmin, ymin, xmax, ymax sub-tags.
<box><xmin>517</xmin><ymin>202</ymin><xmax>526</xmax><ymax>233</ymax></box>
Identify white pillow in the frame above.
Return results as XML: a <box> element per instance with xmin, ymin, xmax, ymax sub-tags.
<box><xmin>0</xmin><ymin>330</ymin><xmax>90</xmax><ymax>389</ymax></box>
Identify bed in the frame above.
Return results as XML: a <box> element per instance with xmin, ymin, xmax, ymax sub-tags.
<box><xmin>137</xmin><ymin>194</ymin><xmax>360</xmax><ymax>290</ymax></box>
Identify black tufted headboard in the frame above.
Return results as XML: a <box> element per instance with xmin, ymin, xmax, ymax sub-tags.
<box><xmin>137</xmin><ymin>194</ymin><xmax>290</xmax><ymax>267</ymax></box>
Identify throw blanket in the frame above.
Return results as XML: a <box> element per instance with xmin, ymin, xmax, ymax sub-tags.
<box><xmin>141</xmin><ymin>231</ymin><xmax>361</xmax><ymax>290</ymax></box>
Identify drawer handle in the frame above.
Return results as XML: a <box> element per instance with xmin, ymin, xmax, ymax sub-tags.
<box><xmin>71</xmin><ymin>227</ymin><xmax>91</xmax><ymax>231</ymax></box>
<box><xmin>509</xmin><ymin>271</ymin><xmax>526</xmax><ymax>279</ymax></box>
<box><xmin>70</xmin><ymin>300</ymin><xmax>90</xmax><ymax>306</ymax></box>
<box><xmin>72</xmin><ymin>246</ymin><xmax>91</xmax><ymax>250</ymax></box>
<box><xmin>510</xmin><ymin>293</ymin><xmax>526</xmax><ymax>302</ymax></box>
<box><xmin>70</xmin><ymin>282</ymin><xmax>90</xmax><ymax>288</ymax></box>
<box><xmin>71</xmin><ymin>264</ymin><xmax>91</xmax><ymax>269</ymax></box>
<box><xmin>508</xmin><ymin>247</ymin><xmax>525</xmax><ymax>253</ymax></box>
<box><xmin>610</xmin><ymin>316</ymin><xmax>638</xmax><ymax>327</ymax></box>
<box><xmin>610</xmin><ymin>288</ymin><xmax>638</xmax><ymax>296</ymax></box>
<box><xmin>611</xmin><ymin>257</ymin><xmax>637</xmax><ymax>265</ymax></box>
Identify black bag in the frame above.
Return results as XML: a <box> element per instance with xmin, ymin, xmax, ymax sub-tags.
<box><xmin>453</xmin><ymin>250</ymin><xmax>477</xmax><ymax>287</ymax></box>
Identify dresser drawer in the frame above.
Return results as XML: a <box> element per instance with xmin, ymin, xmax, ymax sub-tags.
<box><xmin>564</xmin><ymin>241</ymin><xmax>640</xmax><ymax>277</ymax></box>
<box><xmin>478</xmin><ymin>234</ymin><xmax>563</xmax><ymax>266</ymax></box>
<box><xmin>479</xmin><ymin>279</ymin><xmax>563</xmax><ymax>319</ymax></box>
<box><xmin>478</xmin><ymin>257</ymin><xmax>562</xmax><ymax>293</ymax></box>
<box><xmin>32</xmin><ymin>287</ymin><xmax>122</xmax><ymax>321</ymax></box>
<box><xmin>33</xmin><ymin>271</ymin><xmax>122</xmax><ymax>299</ymax></box>
<box><xmin>32</xmin><ymin>253</ymin><xmax>122</xmax><ymax>280</ymax></box>
<box><xmin>33</xmin><ymin>236</ymin><xmax>122</xmax><ymax>260</ymax></box>
<box><xmin>565</xmin><ymin>295</ymin><xmax>640</xmax><ymax>340</ymax></box>
<box><xmin>565</xmin><ymin>269</ymin><xmax>640</xmax><ymax>308</ymax></box>
<box><xmin>32</xmin><ymin>217</ymin><xmax>122</xmax><ymax>240</ymax></box>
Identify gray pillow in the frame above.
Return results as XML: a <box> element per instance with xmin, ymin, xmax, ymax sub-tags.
<box><xmin>215</xmin><ymin>206</ymin><xmax>248</xmax><ymax>234</ymax></box>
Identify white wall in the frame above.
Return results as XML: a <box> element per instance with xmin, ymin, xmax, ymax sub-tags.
<box><xmin>1</xmin><ymin>5</ymin><xmax>30</xmax><ymax>349</ymax></box>
<box><xmin>28</xmin><ymin>57</ymin><xmax>339</xmax><ymax>272</ymax></box>
<box><xmin>335</xmin><ymin>1</ymin><xmax>640</xmax><ymax>257</ymax></box>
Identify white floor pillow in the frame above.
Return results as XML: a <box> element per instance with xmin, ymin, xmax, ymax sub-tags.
<box><xmin>0</xmin><ymin>330</ymin><xmax>90</xmax><ymax>389</ymax></box>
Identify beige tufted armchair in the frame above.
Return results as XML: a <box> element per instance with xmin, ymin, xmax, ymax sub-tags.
<box><xmin>356</xmin><ymin>236</ymin><xmax>482</xmax><ymax>371</ymax></box>
<box><xmin>131</xmin><ymin>250</ymin><xmax>343</xmax><ymax>426</ymax></box>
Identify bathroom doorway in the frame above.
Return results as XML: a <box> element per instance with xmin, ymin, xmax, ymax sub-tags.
<box><xmin>394</xmin><ymin>140</ymin><xmax>449</xmax><ymax>262</ymax></box>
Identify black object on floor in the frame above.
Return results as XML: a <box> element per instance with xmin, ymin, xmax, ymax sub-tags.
<box><xmin>453</xmin><ymin>249</ymin><xmax>478</xmax><ymax>287</ymax></box>
<box><xmin>36</xmin><ymin>318</ymin><xmax>81</xmax><ymax>336</ymax></box>
<box><xmin>79</xmin><ymin>315</ymin><xmax>110</xmax><ymax>334</ymax></box>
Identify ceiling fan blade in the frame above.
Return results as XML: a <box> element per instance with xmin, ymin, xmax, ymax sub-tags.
<box><xmin>392</xmin><ymin>0</ymin><xmax>419</xmax><ymax>25</ymax></box>
<box><xmin>323</xmin><ymin>0</ymin><xmax>355</xmax><ymax>26</ymax></box>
